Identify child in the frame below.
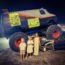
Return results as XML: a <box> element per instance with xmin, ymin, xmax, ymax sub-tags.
<box><xmin>34</xmin><ymin>33</ymin><xmax>40</xmax><ymax>56</ymax></box>
<box><xmin>19</xmin><ymin>38</ymin><xmax>26</xmax><ymax>60</ymax></box>
<box><xmin>27</xmin><ymin>36</ymin><xmax>34</xmax><ymax>58</ymax></box>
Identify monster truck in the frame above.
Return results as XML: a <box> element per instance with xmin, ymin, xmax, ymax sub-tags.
<box><xmin>0</xmin><ymin>8</ymin><xmax>62</xmax><ymax>52</ymax></box>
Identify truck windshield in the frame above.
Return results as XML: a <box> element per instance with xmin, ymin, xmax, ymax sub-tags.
<box><xmin>40</xmin><ymin>9</ymin><xmax>45</xmax><ymax>14</ymax></box>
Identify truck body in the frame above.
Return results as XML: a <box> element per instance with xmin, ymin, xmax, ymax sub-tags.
<box><xmin>0</xmin><ymin>9</ymin><xmax>57</xmax><ymax>37</ymax></box>
<box><xmin>0</xmin><ymin>8</ymin><xmax>62</xmax><ymax>52</ymax></box>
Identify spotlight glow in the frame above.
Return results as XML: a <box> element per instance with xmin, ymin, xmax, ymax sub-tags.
<box><xmin>0</xmin><ymin>37</ymin><xmax>9</xmax><ymax>50</ymax></box>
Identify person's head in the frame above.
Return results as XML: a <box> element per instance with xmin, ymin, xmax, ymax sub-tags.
<box><xmin>21</xmin><ymin>38</ymin><xmax>25</xmax><ymax>42</ymax></box>
<box><xmin>28</xmin><ymin>36</ymin><xmax>32</xmax><ymax>40</ymax></box>
<box><xmin>35</xmin><ymin>33</ymin><xmax>38</xmax><ymax>37</ymax></box>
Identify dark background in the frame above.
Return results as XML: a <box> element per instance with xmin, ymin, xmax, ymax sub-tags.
<box><xmin>0</xmin><ymin>0</ymin><xmax>65</xmax><ymax>23</ymax></box>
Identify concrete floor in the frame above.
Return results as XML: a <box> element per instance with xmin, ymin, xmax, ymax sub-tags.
<box><xmin>0</xmin><ymin>49</ymin><xmax>65</xmax><ymax>65</ymax></box>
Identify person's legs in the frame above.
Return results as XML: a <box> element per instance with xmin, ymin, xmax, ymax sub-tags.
<box><xmin>26</xmin><ymin>53</ymin><xmax>28</xmax><ymax>59</ymax></box>
<box><xmin>22</xmin><ymin>51</ymin><xmax>25</xmax><ymax>60</ymax></box>
<box><xmin>29</xmin><ymin>53</ymin><xmax>32</xmax><ymax>58</ymax></box>
<box><xmin>20</xmin><ymin>50</ymin><xmax>22</xmax><ymax>60</ymax></box>
<box><xmin>20</xmin><ymin>51</ymin><xmax>24</xmax><ymax>60</ymax></box>
<box><xmin>21</xmin><ymin>54</ymin><xmax>23</xmax><ymax>60</ymax></box>
<box><xmin>22</xmin><ymin>54</ymin><xmax>24</xmax><ymax>60</ymax></box>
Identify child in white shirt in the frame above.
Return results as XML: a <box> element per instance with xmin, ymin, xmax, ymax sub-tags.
<box><xmin>19</xmin><ymin>38</ymin><xmax>26</xmax><ymax>60</ymax></box>
<box><xmin>27</xmin><ymin>36</ymin><xmax>34</xmax><ymax>58</ymax></box>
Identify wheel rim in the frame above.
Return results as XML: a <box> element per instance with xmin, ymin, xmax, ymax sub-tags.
<box><xmin>53</xmin><ymin>31</ymin><xmax>60</xmax><ymax>39</ymax></box>
<box><xmin>15</xmin><ymin>38</ymin><xmax>21</xmax><ymax>47</ymax></box>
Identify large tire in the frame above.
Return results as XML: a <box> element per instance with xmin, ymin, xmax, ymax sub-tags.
<box><xmin>46</xmin><ymin>25</ymin><xmax>62</xmax><ymax>39</ymax></box>
<box><xmin>9</xmin><ymin>32</ymin><xmax>28</xmax><ymax>52</ymax></box>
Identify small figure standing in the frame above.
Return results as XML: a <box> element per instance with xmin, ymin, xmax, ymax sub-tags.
<box><xmin>34</xmin><ymin>33</ymin><xmax>40</xmax><ymax>56</ymax></box>
<box><xmin>19</xmin><ymin>38</ymin><xmax>26</xmax><ymax>60</ymax></box>
<box><xmin>27</xmin><ymin>36</ymin><xmax>34</xmax><ymax>58</ymax></box>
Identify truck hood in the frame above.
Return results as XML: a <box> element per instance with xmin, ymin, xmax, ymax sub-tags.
<box><xmin>9</xmin><ymin>9</ymin><xmax>56</xmax><ymax>18</ymax></box>
<box><xmin>19</xmin><ymin>9</ymin><xmax>56</xmax><ymax>18</ymax></box>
